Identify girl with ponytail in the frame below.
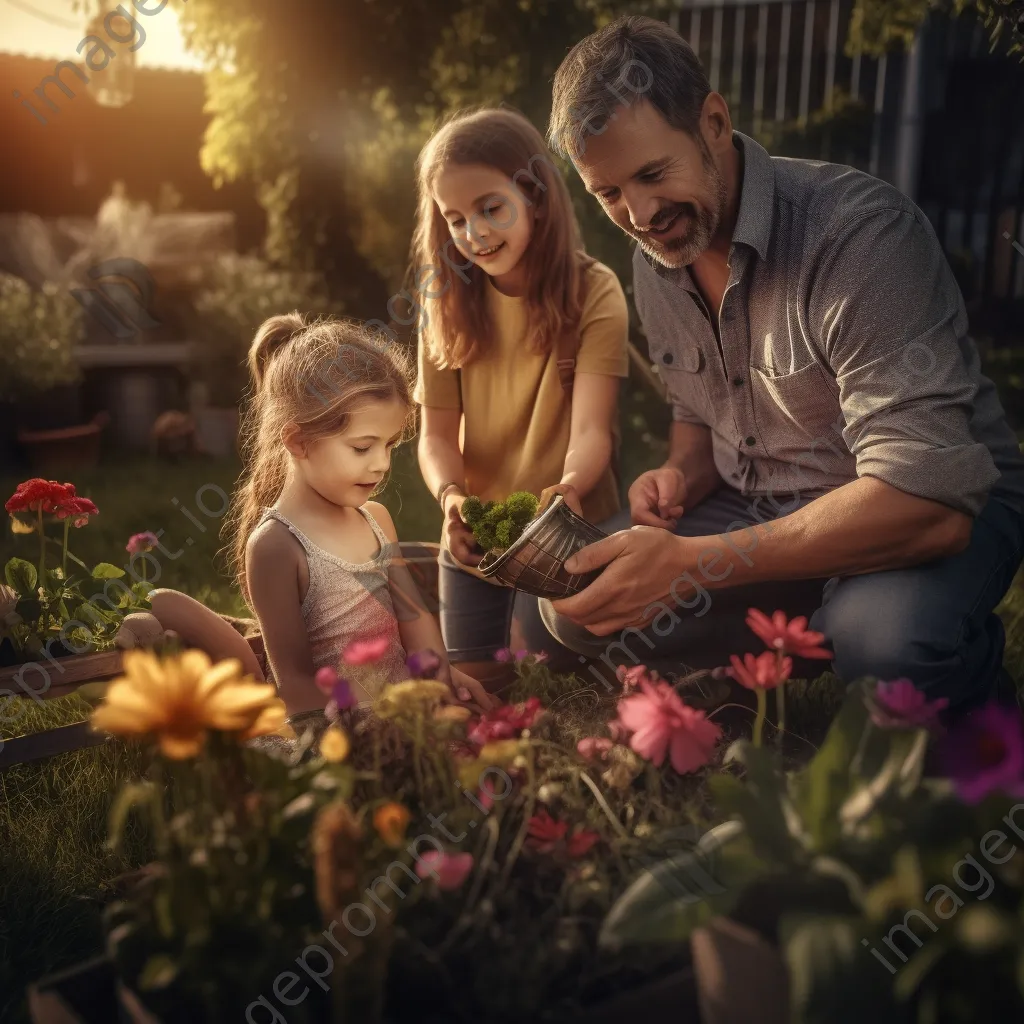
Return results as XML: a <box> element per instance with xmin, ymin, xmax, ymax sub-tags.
<box><xmin>154</xmin><ymin>312</ymin><xmax>495</xmax><ymax>733</ymax></box>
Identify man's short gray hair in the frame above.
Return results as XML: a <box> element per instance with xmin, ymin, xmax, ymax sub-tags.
<box><xmin>548</xmin><ymin>15</ymin><xmax>711</xmax><ymax>161</ymax></box>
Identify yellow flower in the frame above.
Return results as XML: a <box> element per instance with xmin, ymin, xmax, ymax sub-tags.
<box><xmin>240</xmin><ymin>701</ymin><xmax>291</xmax><ymax>741</ymax></box>
<box><xmin>478</xmin><ymin>739</ymin><xmax>528</xmax><ymax>765</ymax></box>
<box><xmin>9</xmin><ymin>516</ymin><xmax>35</xmax><ymax>535</ymax></box>
<box><xmin>90</xmin><ymin>648</ymin><xmax>284</xmax><ymax>759</ymax></box>
<box><xmin>319</xmin><ymin>725</ymin><xmax>350</xmax><ymax>763</ymax></box>
<box><xmin>375</xmin><ymin>679</ymin><xmax>451</xmax><ymax>718</ymax></box>
<box><xmin>373</xmin><ymin>801</ymin><xmax>411</xmax><ymax>847</ymax></box>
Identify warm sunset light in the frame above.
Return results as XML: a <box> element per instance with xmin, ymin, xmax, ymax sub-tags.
<box><xmin>0</xmin><ymin>0</ymin><xmax>204</xmax><ymax>71</ymax></box>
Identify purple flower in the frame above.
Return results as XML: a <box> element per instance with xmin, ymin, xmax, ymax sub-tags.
<box><xmin>867</xmin><ymin>679</ymin><xmax>949</xmax><ymax>730</ymax></box>
<box><xmin>331</xmin><ymin>678</ymin><xmax>355</xmax><ymax>710</ymax></box>
<box><xmin>126</xmin><ymin>531</ymin><xmax>159</xmax><ymax>555</ymax></box>
<box><xmin>938</xmin><ymin>702</ymin><xmax>1024</xmax><ymax>804</ymax></box>
<box><xmin>406</xmin><ymin>649</ymin><xmax>442</xmax><ymax>679</ymax></box>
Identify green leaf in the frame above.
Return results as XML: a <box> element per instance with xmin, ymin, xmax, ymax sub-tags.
<box><xmin>599</xmin><ymin>820</ymin><xmax>754</xmax><ymax>950</ymax></box>
<box><xmin>782</xmin><ymin>914</ymin><xmax>903</xmax><ymax>1024</ymax></box>
<box><xmin>106</xmin><ymin>781</ymin><xmax>156</xmax><ymax>855</ymax></box>
<box><xmin>137</xmin><ymin>953</ymin><xmax>179</xmax><ymax>991</ymax></box>
<box><xmin>91</xmin><ymin>562</ymin><xmax>126</xmax><ymax>580</ymax></box>
<box><xmin>5</xmin><ymin>557</ymin><xmax>37</xmax><ymax>597</ymax></box>
<box><xmin>713</xmin><ymin>741</ymin><xmax>800</xmax><ymax>865</ymax></box>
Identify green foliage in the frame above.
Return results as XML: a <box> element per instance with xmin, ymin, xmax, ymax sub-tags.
<box><xmin>848</xmin><ymin>0</ymin><xmax>1024</xmax><ymax>59</ymax></box>
<box><xmin>600</xmin><ymin>679</ymin><xmax>1024</xmax><ymax>1022</ymax></box>
<box><xmin>0</xmin><ymin>274</ymin><xmax>83</xmax><ymax>402</ymax></box>
<box><xmin>191</xmin><ymin>253</ymin><xmax>342</xmax><ymax>406</ymax></box>
<box><xmin>461</xmin><ymin>491</ymin><xmax>539</xmax><ymax>553</ymax></box>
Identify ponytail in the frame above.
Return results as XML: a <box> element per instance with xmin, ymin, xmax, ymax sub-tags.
<box><xmin>248</xmin><ymin>312</ymin><xmax>306</xmax><ymax>392</ymax></box>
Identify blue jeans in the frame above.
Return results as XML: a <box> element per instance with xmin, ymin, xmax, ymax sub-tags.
<box><xmin>539</xmin><ymin>487</ymin><xmax>1024</xmax><ymax>713</ymax></box>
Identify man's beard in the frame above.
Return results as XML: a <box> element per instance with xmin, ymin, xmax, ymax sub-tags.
<box><xmin>632</xmin><ymin>152</ymin><xmax>729</xmax><ymax>270</ymax></box>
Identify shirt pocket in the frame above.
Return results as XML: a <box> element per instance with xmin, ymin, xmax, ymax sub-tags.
<box><xmin>751</xmin><ymin>361</ymin><xmax>841</xmax><ymax>450</ymax></box>
<box><xmin>651</xmin><ymin>343</ymin><xmax>712</xmax><ymax>424</ymax></box>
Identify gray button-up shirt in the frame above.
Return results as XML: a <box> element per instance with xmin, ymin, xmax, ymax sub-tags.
<box><xmin>634</xmin><ymin>132</ymin><xmax>1024</xmax><ymax>518</ymax></box>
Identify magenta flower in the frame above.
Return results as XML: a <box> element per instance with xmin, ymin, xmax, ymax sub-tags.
<box><xmin>494</xmin><ymin>648</ymin><xmax>513</xmax><ymax>663</ymax></box>
<box><xmin>126</xmin><ymin>531</ymin><xmax>159</xmax><ymax>555</ymax></box>
<box><xmin>314</xmin><ymin>666</ymin><xmax>355</xmax><ymax>711</ymax></box>
<box><xmin>577</xmin><ymin>736</ymin><xmax>614</xmax><ymax>762</ymax></box>
<box><xmin>416</xmin><ymin>851</ymin><xmax>474</xmax><ymax>890</ymax></box>
<box><xmin>614</xmin><ymin>680</ymin><xmax>722</xmax><ymax>774</ymax></box>
<box><xmin>746</xmin><ymin>608</ymin><xmax>832</xmax><ymax>659</ymax></box>
<box><xmin>342</xmin><ymin>636</ymin><xmax>390</xmax><ymax>665</ymax></box>
<box><xmin>315</xmin><ymin>666</ymin><xmax>340</xmax><ymax>694</ymax></box>
<box><xmin>939</xmin><ymin>702</ymin><xmax>1024</xmax><ymax>804</ymax></box>
<box><xmin>467</xmin><ymin>697</ymin><xmax>544</xmax><ymax>746</ymax></box>
<box><xmin>868</xmin><ymin>679</ymin><xmax>949</xmax><ymax>730</ymax></box>
<box><xmin>406</xmin><ymin>649</ymin><xmax>442</xmax><ymax>679</ymax></box>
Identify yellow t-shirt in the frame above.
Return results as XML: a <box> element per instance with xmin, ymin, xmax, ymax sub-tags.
<box><xmin>414</xmin><ymin>260</ymin><xmax>629</xmax><ymax>524</ymax></box>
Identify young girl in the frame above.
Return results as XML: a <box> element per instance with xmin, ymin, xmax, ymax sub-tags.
<box><xmin>412</xmin><ymin>107</ymin><xmax>629</xmax><ymax>689</ymax></box>
<box><xmin>188</xmin><ymin>311</ymin><xmax>495</xmax><ymax>725</ymax></box>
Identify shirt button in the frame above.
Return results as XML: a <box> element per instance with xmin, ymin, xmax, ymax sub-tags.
<box><xmin>732</xmin><ymin>376</ymin><xmax>745</xmax><ymax>387</ymax></box>
<box><xmin>662</xmin><ymin>352</ymin><xmax>674</xmax><ymax>365</ymax></box>
<box><xmin>745</xmin><ymin>436</ymin><xmax>756</xmax><ymax>447</ymax></box>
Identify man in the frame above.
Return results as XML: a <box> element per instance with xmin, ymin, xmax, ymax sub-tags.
<box><xmin>540</xmin><ymin>15</ymin><xmax>1024</xmax><ymax>713</ymax></box>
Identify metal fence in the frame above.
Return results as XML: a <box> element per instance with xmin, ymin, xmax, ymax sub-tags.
<box><xmin>666</xmin><ymin>0</ymin><xmax>1024</xmax><ymax>306</ymax></box>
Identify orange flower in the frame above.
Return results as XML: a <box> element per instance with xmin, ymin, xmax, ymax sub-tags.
<box><xmin>373</xmin><ymin>802</ymin><xmax>411</xmax><ymax>847</ymax></box>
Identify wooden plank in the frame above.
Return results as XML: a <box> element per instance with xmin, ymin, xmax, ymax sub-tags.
<box><xmin>0</xmin><ymin>650</ymin><xmax>123</xmax><ymax>697</ymax></box>
<box><xmin>0</xmin><ymin>722</ymin><xmax>108</xmax><ymax>770</ymax></box>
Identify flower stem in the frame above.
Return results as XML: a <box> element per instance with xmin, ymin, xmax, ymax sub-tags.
<box><xmin>753</xmin><ymin>687</ymin><xmax>767</xmax><ymax>747</ymax></box>
<box><xmin>36</xmin><ymin>507</ymin><xmax>45</xmax><ymax>588</ymax></box>
<box><xmin>61</xmin><ymin>518</ymin><xmax>69</xmax><ymax>578</ymax></box>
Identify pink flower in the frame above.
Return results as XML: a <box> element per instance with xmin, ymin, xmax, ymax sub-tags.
<box><xmin>607</xmin><ymin>719</ymin><xmax>630</xmax><ymax>743</ymax></box>
<box><xmin>494</xmin><ymin>648</ymin><xmax>513</xmax><ymax>663</ymax></box>
<box><xmin>126</xmin><ymin>531</ymin><xmax>159</xmax><ymax>555</ymax></box>
<box><xmin>416</xmin><ymin>851</ymin><xmax>474</xmax><ymax>890</ymax></box>
<box><xmin>577</xmin><ymin>736</ymin><xmax>614</xmax><ymax>762</ymax></box>
<box><xmin>746</xmin><ymin>608</ymin><xmax>832</xmax><ymax>659</ymax></box>
<box><xmin>342</xmin><ymin>636</ymin><xmax>390</xmax><ymax>665</ymax></box>
<box><xmin>868</xmin><ymin>679</ymin><xmax>948</xmax><ymax>730</ymax></box>
<box><xmin>467</xmin><ymin>697</ymin><xmax>544</xmax><ymax>746</ymax></box>
<box><xmin>315</xmin><ymin>666</ymin><xmax>340</xmax><ymax>694</ymax></box>
<box><xmin>614</xmin><ymin>680</ymin><xmax>722</xmax><ymax>774</ymax></box>
<box><xmin>727</xmin><ymin>651</ymin><xmax>793</xmax><ymax>691</ymax></box>
<box><xmin>938</xmin><ymin>703</ymin><xmax>1024</xmax><ymax>804</ymax></box>
<box><xmin>616</xmin><ymin>664</ymin><xmax>659</xmax><ymax>692</ymax></box>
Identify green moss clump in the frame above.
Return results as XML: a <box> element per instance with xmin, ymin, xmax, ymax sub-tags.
<box><xmin>460</xmin><ymin>491</ymin><xmax>539</xmax><ymax>553</ymax></box>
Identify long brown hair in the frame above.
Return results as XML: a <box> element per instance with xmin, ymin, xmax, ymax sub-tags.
<box><xmin>224</xmin><ymin>313</ymin><xmax>414</xmax><ymax>602</ymax></box>
<box><xmin>409</xmin><ymin>106</ymin><xmax>595</xmax><ymax>369</ymax></box>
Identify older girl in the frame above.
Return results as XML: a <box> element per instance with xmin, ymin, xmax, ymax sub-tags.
<box><xmin>412</xmin><ymin>107</ymin><xmax>629</xmax><ymax>689</ymax></box>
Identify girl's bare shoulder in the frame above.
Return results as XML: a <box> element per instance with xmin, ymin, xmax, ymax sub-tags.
<box><xmin>246</xmin><ymin>516</ymin><xmax>303</xmax><ymax>569</ymax></box>
<box><xmin>361</xmin><ymin>500</ymin><xmax>399</xmax><ymax>542</ymax></box>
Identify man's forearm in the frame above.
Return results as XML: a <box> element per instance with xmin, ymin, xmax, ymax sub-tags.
<box><xmin>692</xmin><ymin>476</ymin><xmax>973</xmax><ymax>590</ymax></box>
<box><xmin>665</xmin><ymin>421</ymin><xmax>722</xmax><ymax>508</ymax></box>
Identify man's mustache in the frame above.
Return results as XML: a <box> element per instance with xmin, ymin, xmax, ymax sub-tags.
<box><xmin>636</xmin><ymin>203</ymin><xmax>694</xmax><ymax>235</ymax></box>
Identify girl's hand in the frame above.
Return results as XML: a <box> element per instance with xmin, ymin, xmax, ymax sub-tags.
<box><xmin>539</xmin><ymin>482</ymin><xmax>583</xmax><ymax>517</ymax></box>
<box><xmin>443</xmin><ymin>495</ymin><xmax>483</xmax><ymax>567</ymax></box>
<box><xmin>450</xmin><ymin>665</ymin><xmax>500</xmax><ymax>711</ymax></box>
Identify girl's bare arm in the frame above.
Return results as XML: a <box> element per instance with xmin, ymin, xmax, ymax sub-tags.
<box><xmin>245</xmin><ymin>521</ymin><xmax>323</xmax><ymax>716</ymax></box>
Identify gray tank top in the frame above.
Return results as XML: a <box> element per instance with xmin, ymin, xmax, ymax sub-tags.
<box><xmin>258</xmin><ymin>506</ymin><xmax>408</xmax><ymax>703</ymax></box>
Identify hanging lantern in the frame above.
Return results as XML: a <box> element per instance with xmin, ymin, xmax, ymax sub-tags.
<box><xmin>82</xmin><ymin>4</ymin><xmax>137</xmax><ymax>108</ymax></box>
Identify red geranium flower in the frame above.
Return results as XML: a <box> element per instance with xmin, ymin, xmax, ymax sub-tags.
<box><xmin>5</xmin><ymin>478</ymin><xmax>76</xmax><ymax>515</ymax></box>
<box><xmin>53</xmin><ymin>495</ymin><xmax>98</xmax><ymax>527</ymax></box>
<box><xmin>467</xmin><ymin>697</ymin><xmax>544</xmax><ymax>746</ymax></box>
<box><xmin>527</xmin><ymin>810</ymin><xmax>599</xmax><ymax>858</ymax></box>
<box><xmin>745</xmin><ymin>608</ymin><xmax>832</xmax><ymax>659</ymax></box>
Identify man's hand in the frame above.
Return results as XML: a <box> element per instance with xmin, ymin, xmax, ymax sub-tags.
<box><xmin>539</xmin><ymin>482</ymin><xmax>584</xmax><ymax>516</ymax></box>
<box><xmin>443</xmin><ymin>495</ymin><xmax>482</xmax><ymax>566</ymax></box>
<box><xmin>628</xmin><ymin>467</ymin><xmax>686</xmax><ymax>528</ymax></box>
<box><xmin>552</xmin><ymin>527</ymin><xmax>688</xmax><ymax>634</ymax></box>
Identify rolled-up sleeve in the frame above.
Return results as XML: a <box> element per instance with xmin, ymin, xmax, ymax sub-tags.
<box><xmin>812</xmin><ymin>208</ymin><xmax>999</xmax><ymax>516</ymax></box>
